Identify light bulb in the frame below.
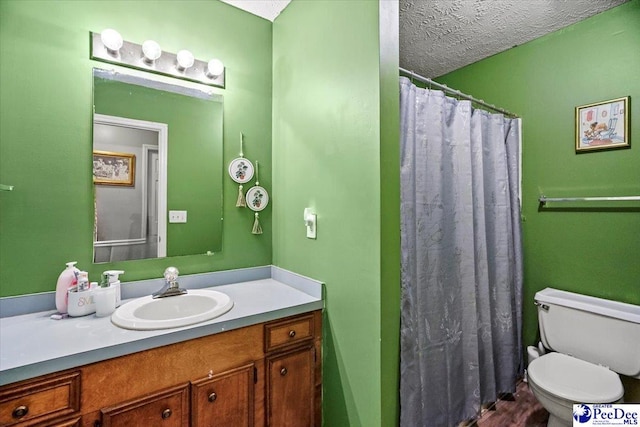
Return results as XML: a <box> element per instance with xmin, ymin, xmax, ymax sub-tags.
<box><xmin>206</xmin><ymin>59</ymin><xmax>224</xmax><ymax>78</ymax></box>
<box><xmin>101</xmin><ymin>29</ymin><xmax>123</xmax><ymax>53</ymax></box>
<box><xmin>142</xmin><ymin>40</ymin><xmax>162</xmax><ymax>62</ymax></box>
<box><xmin>176</xmin><ymin>50</ymin><xmax>195</xmax><ymax>70</ymax></box>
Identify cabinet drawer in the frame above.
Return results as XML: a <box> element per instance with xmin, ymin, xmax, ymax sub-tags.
<box><xmin>0</xmin><ymin>371</ymin><xmax>80</xmax><ymax>427</ymax></box>
<box><xmin>264</xmin><ymin>314</ymin><xmax>314</xmax><ymax>352</ymax></box>
<box><xmin>50</xmin><ymin>416</ymin><xmax>81</xmax><ymax>427</ymax></box>
<box><xmin>100</xmin><ymin>384</ymin><xmax>189</xmax><ymax>427</ymax></box>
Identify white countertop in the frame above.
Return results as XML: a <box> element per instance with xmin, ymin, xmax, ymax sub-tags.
<box><xmin>0</xmin><ymin>268</ymin><xmax>323</xmax><ymax>386</ymax></box>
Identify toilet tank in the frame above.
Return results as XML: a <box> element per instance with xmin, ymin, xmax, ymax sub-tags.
<box><xmin>535</xmin><ymin>287</ymin><xmax>640</xmax><ymax>378</ymax></box>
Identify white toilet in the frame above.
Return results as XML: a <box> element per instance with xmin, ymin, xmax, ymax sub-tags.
<box><xmin>527</xmin><ymin>287</ymin><xmax>640</xmax><ymax>427</ymax></box>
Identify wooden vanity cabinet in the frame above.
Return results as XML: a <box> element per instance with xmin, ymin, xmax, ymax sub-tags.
<box><xmin>0</xmin><ymin>310</ymin><xmax>321</xmax><ymax>427</ymax></box>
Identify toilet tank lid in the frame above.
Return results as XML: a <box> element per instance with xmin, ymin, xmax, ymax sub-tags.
<box><xmin>535</xmin><ymin>288</ymin><xmax>640</xmax><ymax>324</ymax></box>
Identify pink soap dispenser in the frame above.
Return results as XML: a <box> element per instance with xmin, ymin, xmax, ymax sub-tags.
<box><xmin>55</xmin><ymin>261</ymin><xmax>79</xmax><ymax>314</ymax></box>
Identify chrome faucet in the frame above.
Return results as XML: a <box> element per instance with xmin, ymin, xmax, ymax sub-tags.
<box><xmin>152</xmin><ymin>267</ymin><xmax>188</xmax><ymax>298</ymax></box>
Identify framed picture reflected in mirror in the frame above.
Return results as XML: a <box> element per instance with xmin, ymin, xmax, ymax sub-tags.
<box><xmin>93</xmin><ymin>150</ymin><xmax>136</xmax><ymax>186</ymax></box>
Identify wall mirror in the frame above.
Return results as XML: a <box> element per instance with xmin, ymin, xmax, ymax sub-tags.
<box><xmin>92</xmin><ymin>68</ymin><xmax>223</xmax><ymax>263</ymax></box>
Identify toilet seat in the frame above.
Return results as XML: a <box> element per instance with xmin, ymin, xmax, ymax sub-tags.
<box><xmin>528</xmin><ymin>352</ymin><xmax>624</xmax><ymax>403</ymax></box>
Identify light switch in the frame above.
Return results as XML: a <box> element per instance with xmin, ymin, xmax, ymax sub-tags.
<box><xmin>304</xmin><ymin>208</ymin><xmax>316</xmax><ymax>239</ymax></box>
<box><xmin>169</xmin><ymin>210</ymin><xmax>187</xmax><ymax>223</ymax></box>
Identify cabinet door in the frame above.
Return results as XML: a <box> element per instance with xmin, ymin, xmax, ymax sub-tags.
<box><xmin>100</xmin><ymin>384</ymin><xmax>189</xmax><ymax>427</ymax></box>
<box><xmin>267</xmin><ymin>347</ymin><xmax>314</xmax><ymax>427</ymax></box>
<box><xmin>191</xmin><ymin>363</ymin><xmax>255</xmax><ymax>427</ymax></box>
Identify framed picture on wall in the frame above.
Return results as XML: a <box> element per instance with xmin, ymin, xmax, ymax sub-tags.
<box><xmin>576</xmin><ymin>96</ymin><xmax>630</xmax><ymax>152</ymax></box>
<box><xmin>93</xmin><ymin>150</ymin><xmax>136</xmax><ymax>186</ymax></box>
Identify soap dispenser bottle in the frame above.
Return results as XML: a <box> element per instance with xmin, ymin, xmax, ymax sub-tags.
<box><xmin>103</xmin><ymin>270</ymin><xmax>124</xmax><ymax>307</ymax></box>
<box><xmin>55</xmin><ymin>261</ymin><xmax>80</xmax><ymax>314</ymax></box>
<box><xmin>95</xmin><ymin>274</ymin><xmax>116</xmax><ymax>318</ymax></box>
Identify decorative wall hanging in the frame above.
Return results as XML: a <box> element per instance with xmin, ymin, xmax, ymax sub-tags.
<box><xmin>246</xmin><ymin>161</ymin><xmax>269</xmax><ymax>235</ymax></box>
<box><xmin>576</xmin><ymin>96</ymin><xmax>630</xmax><ymax>153</ymax></box>
<box><xmin>93</xmin><ymin>150</ymin><xmax>136</xmax><ymax>186</ymax></box>
<box><xmin>228</xmin><ymin>133</ymin><xmax>254</xmax><ymax>207</ymax></box>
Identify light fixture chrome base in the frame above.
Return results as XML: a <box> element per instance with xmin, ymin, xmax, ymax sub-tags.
<box><xmin>90</xmin><ymin>32</ymin><xmax>225</xmax><ymax>89</ymax></box>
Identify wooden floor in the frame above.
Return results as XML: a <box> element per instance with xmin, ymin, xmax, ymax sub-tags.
<box><xmin>472</xmin><ymin>380</ymin><xmax>549</xmax><ymax>427</ymax></box>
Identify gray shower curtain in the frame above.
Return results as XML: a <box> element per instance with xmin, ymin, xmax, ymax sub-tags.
<box><xmin>399</xmin><ymin>77</ymin><xmax>523</xmax><ymax>426</ymax></box>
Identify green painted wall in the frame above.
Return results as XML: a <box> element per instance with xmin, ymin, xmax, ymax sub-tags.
<box><xmin>0</xmin><ymin>0</ymin><xmax>272</xmax><ymax>296</ymax></box>
<box><xmin>437</xmin><ymin>1</ymin><xmax>640</xmax><ymax>351</ymax></box>
<box><xmin>272</xmin><ymin>1</ymin><xmax>400</xmax><ymax>426</ymax></box>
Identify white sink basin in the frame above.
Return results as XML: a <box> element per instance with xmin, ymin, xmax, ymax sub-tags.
<box><xmin>111</xmin><ymin>289</ymin><xmax>233</xmax><ymax>330</ymax></box>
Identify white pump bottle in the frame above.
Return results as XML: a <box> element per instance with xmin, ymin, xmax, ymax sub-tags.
<box><xmin>102</xmin><ymin>270</ymin><xmax>124</xmax><ymax>307</ymax></box>
<box><xmin>95</xmin><ymin>270</ymin><xmax>124</xmax><ymax>317</ymax></box>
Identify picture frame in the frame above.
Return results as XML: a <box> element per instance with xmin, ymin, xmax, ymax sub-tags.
<box><xmin>576</xmin><ymin>96</ymin><xmax>630</xmax><ymax>153</ymax></box>
<box><xmin>93</xmin><ymin>150</ymin><xmax>136</xmax><ymax>186</ymax></box>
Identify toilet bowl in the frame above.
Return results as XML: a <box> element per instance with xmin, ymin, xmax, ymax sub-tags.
<box><xmin>529</xmin><ymin>288</ymin><xmax>640</xmax><ymax>427</ymax></box>
<box><xmin>528</xmin><ymin>352</ymin><xmax>623</xmax><ymax>427</ymax></box>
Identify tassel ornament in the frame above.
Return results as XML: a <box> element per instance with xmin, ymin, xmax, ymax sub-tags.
<box><xmin>236</xmin><ymin>185</ymin><xmax>246</xmax><ymax>207</ymax></box>
<box><xmin>228</xmin><ymin>132</ymin><xmax>254</xmax><ymax>209</ymax></box>
<box><xmin>252</xmin><ymin>212</ymin><xmax>263</xmax><ymax>235</ymax></box>
<box><xmin>247</xmin><ymin>161</ymin><xmax>268</xmax><ymax>235</ymax></box>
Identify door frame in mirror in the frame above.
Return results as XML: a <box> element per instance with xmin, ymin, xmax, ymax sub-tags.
<box><xmin>93</xmin><ymin>113</ymin><xmax>168</xmax><ymax>259</ymax></box>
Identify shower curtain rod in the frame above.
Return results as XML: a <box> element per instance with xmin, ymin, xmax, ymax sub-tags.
<box><xmin>399</xmin><ymin>67</ymin><xmax>519</xmax><ymax>118</ymax></box>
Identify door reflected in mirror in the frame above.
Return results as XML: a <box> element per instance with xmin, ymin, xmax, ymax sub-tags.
<box><xmin>93</xmin><ymin>115</ymin><xmax>168</xmax><ymax>262</ymax></box>
<box><xmin>92</xmin><ymin>69</ymin><xmax>223</xmax><ymax>263</ymax></box>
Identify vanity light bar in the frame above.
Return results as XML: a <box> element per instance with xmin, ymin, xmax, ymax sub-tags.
<box><xmin>90</xmin><ymin>31</ymin><xmax>225</xmax><ymax>89</ymax></box>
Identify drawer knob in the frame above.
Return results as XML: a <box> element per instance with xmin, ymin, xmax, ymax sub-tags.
<box><xmin>12</xmin><ymin>405</ymin><xmax>29</xmax><ymax>419</ymax></box>
<box><xmin>289</xmin><ymin>330</ymin><xmax>296</xmax><ymax>338</ymax></box>
<box><xmin>280</xmin><ymin>367</ymin><xmax>288</xmax><ymax>376</ymax></box>
<box><xmin>162</xmin><ymin>408</ymin><xmax>172</xmax><ymax>419</ymax></box>
<box><xmin>208</xmin><ymin>392</ymin><xmax>217</xmax><ymax>402</ymax></box>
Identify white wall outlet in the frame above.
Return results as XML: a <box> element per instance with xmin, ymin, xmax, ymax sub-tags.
<box><xmin>169</xmin><ymin>210</ymin><xmax>187</xmax><ymax>223</ymax></box>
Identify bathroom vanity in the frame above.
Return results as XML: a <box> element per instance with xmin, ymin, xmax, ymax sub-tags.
<box><xmin>0</xmin><ymin>267</ymin><xmax>323</xmax><ymax>426</ymax></box>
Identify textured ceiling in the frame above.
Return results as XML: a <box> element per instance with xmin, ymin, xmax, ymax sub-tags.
<box><xmin>222</xmin><ymin>0</ymin><xmax>628</xmax><ymax>78</ymax></box>
<box><xmin>219</xmin><ymin>0</ymin><xmax>291</xmax><ymax>21</ymax></box>
<box><xmin>400</xmin><ymin>0</ymin><xmax>628</xmax><ymax>78</ymax></box>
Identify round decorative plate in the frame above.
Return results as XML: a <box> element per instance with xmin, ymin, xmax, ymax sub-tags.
<box><xmin>245</xmin><ymin>186</ymin><xmax>269</xmax><ymax>211</ymax></box>
<box><xmin>228</xmin><ymin>158</ymin><xmax>254</xmax><ymax>184</ymax></box>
